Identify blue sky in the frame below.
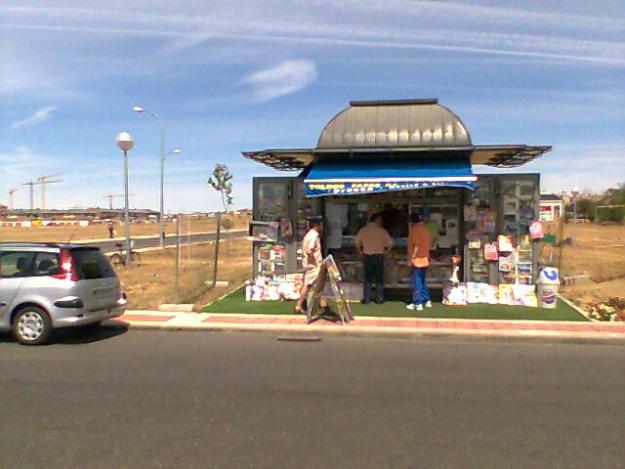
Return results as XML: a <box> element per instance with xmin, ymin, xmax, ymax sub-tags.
<box><xmin>1</xmin><ymin>0</ymin><xmax>624</xmax><ymax>212</ymax></box>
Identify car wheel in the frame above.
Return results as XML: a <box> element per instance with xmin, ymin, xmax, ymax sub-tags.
<box><xmin>13</xmin><ymin>306</ymin><xmax>53</xmax><ymax>345</ymax></box>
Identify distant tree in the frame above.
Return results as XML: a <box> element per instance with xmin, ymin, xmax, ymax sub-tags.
<box><xmin>207</xmin><ymin>164</ymin><xmax>234</xmax><ymax>288</ymax></box>
<box><xmin>208</xmin><ymin>164</ymin><xmax>234</xmax><ymax>213</ymax></box>
<box><xmin>605</xmin><ymin>182</ymin><xmax>625</xmax><ymax>205</ymax></box>
<box><xmin>566</xmin><ymin>198</ymin><xmax>596</xmax><ymax>221</ymax></box>
<box><xmin>597</xmin><ymin>182</ymin><xmax>625</xmax><ymax>223</ymax></box>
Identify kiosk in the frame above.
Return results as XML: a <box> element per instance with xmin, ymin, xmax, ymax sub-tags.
<box><xmin>243</xmin><ymin>99</ymin><xmax>551</xmax><ymax>295</ymax></box>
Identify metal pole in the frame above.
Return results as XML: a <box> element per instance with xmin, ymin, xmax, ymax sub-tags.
<box><xmin>187</xmin><ymin>215</ymin><xmax>191</xmax><ymax>265</ymax></box>
<box><xmin>41</xmin><ymin>179</ymin><xmax>46</xmax><ymax>212</ymax></box>
<box><xmin>159</xmin><ymin>124</ymin><xmax>165</xmax><ymax>247</ymax></box>
<box><xmin>175</xmin><ymin>214</ymin><xmax>180</xmax><ymax>303</ymax></box>
<box><xmin>212</xmin><ymin>212</ymin><xmax>221</xmax><ymax>288</ymax></box>
<box><xmin>124</xmin><ymin>150</ymin><xmax>132</xmax><ymax>268</ymax></box>
<box><xmin>572</xmin><ymin>195</ymin><xmax>577</xmax><ymax>245</ymax></box>
<box><xmin>557</xmin><ymin>214</ymin><xmax>564</xmax><ymax>273</ymax></box>
<box><xmin>30</xmin><ymin>183</ymin><xmax>34</xmax><ymax>211</ymax></box>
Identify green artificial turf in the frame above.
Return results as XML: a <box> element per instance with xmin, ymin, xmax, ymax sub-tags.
<box><xmin>203</xmin><ymin>287</ymin><xmax>588</xmax><ymax>321</ymax></box>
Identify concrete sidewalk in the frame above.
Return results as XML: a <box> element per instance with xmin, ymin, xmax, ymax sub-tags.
<box><xmin>114</xmin><ymin>311</ymin><xmax>625</xmax><ymax>341</ymax></box>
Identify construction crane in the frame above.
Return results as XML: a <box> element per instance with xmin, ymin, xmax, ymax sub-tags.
<box><xmin>22</xmin><ymin>179</ymin><xmax>37</xmax><ymax>210</ymax></box>
<box><xmin>22</xmin><ymin>174</ymin><xmax>63</xmax><ymax>211</ymax></box>
<box><xmin>103</xmin><ymin>193</ymin><xmax>125</xmax><ymax>210</ymax></box>
<box><xmin>37</xmin><ymin>173</ymin><xmax>63</xmax><ymax>211</ymax></box>
<box><xmin>8</xmin><ymin>188</ymin><xmax>17</xmax><ymax>210</ymax></box>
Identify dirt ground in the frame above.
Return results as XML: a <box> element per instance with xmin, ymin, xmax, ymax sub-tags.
<box><xmin>542</xmin><ymin>222</ymin><xmax>625</xmax><ymax>306</ymax></box>
<box><xmin>116</xmin><ymin>238</ymin><xmax>252</xmax><ymax>311</ymax></box>
<box><xmin>0</xmin><ymin>214</ymin><xmax>249</xmax><ymax>242</ymax></box>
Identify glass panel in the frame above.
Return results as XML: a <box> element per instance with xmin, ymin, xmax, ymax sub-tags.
<box><xmin>71</xmin><ymin>248</ymin><xmax>115</xmax><ymax>279</ymax></box>
<box><xmin>499</xmin><ymin>177</ymin><xmax>537</xmax><ymax>285</ymax></box>
<box><xmin>257</xmin><ymin>182</ymin><xmax>288</xmax><ymax>223</ymax></box>
<box><xmin>464</xmin><ymin>177</ymin><xmax>495</xmax><ymax>283</ymax></box>
<box><xmin>33</xmin><ymin>252</ymin><xmax>61</xmax><ymax>276</ymax></box>
<box><xmin>0</xmin><ymin>252</ymin><xmax>36</xmax><ymax>278</ymax></box>
<box><xmin>254</xmin><ymin>180</ymin><xmax>290</xmax><ymax>278</ymax></box>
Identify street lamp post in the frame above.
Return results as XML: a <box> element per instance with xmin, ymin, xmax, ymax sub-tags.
<box><xmin>116</xmin><ymin>131</ymin><xmax>134</xmax><ymax>268</ymax></box>
<box><xmin>133</xmin><ymin>106</ymin><xmax>177</xmax><ymax>247</ymax></box>
<box><xmin>571</xmin><ymin>187</ymin><xmax>579</xmax><ymax>245</ymax></box>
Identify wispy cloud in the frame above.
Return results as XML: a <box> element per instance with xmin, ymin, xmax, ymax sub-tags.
<box><xmin>244</xmin><ymin>60</ymin><xmax>318</xmax><ymax>102</ymax></box>
<box><xmin>10</xmin><ymin>106</ymin><xmax>57</xmax><ymax>129</ymax></box>
<box><xmin>4</xmin><ymin>3</ymin><xmax>624</xmax><ymax>66</ymax></box>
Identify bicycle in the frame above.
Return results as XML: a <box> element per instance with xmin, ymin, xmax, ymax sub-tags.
<box><xmin>110</xmin><ymin>242</ymin><xmax>142</xmax><ymax>268</ymax></box>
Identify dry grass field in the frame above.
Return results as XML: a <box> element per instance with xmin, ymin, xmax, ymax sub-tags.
<box><xmin>116</xmin><ymin>238</ymin><xmax>252</xmax><ymax>310</ymax></box>
<box><xmin>0</xmin><ymin>214</ymin><xmax>249</xmax><ymax>242</ymax></box>
<box><xmin>542</xmin><ymin>222</ymin><xmax>625</xmax><ymax>306</ymax></box>
<box><xmin>112</xmin><ymin>221</ymin><xmax>625</xmax><ymax>311</ymax></box>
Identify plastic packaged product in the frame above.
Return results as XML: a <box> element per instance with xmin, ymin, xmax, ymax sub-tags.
<box><xmin>443</xmin><ymin>283</ymin><xmax>467</xmax><ymax>305</ymax></box>
<box><xmin>529</xmin><ymin>221</ymin><xmax>544</xmax><ymax>240</ymax></box>
<box><xmin>498</xmin><ymin>254</ymin><xmax>514</xmax><ymax>272</ymax></box>
<box><xmin>512</xmin><ymin>285</ymin><xmax>538</xmax><ymax>307</ymax></box>
<box><xmin>468</xmin><ymin>239</ymin><xmax>481</xmax><ymax>249</ymax></box>
<box><xmin>466</xmin><ymin>282</ymin><xmax>492</xmax><ymax>304</ymax></box>
<box><xmin>499</xmin><ymin>284</ymin><xmax>514</xmax><ymax>305</ymax></box>
<box><xmin>484</xmin><ymin>243</ymin><xmax>499</xmax><ymax>261</ymax></box>
<box><xmin>498</xmin><ymin>235</ymin><xmax>514</xmax><ymax>252</ymax></box>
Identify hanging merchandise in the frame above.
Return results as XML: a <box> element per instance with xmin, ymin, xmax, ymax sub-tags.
<box><xmin>529</xmin><ymin>221</ymin><xmax>544</xmax><ymax>240</ymax></box>
<box><xmin>484</xmin><ymin>243</ymin><xmax>499</xmax><ymax>261</ymax></box>
<box><xmin>498</xmin><ymin>234</ymin><xmax>514</xmax><ymax>252</ymax></box>
<box><xmin>468</xmin><ymin>239</ymin><xmax>481</xmax><ymax>249</ymax></box>
<box><xmin>498</xmin><ymin>254</ymin><xmax>514</xmax><ymax>272</ymax></box>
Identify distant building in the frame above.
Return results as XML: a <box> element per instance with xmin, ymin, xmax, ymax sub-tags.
<box><xmin>540</xmin><ymin>193</ymin><xmax>564</xmax><ymax>221</ymax></box>
<box><xmin>0</xmin><ymin>207</ymin><xmax>160</xmax><ymax>223</ymax></box>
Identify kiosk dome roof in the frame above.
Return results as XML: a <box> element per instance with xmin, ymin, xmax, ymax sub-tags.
<box><xmin>316</xmin><ymin>99</ymin><xmax>471</xmax><ymax>149</ymax></box>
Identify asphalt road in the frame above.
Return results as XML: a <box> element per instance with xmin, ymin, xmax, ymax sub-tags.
<box><xmin>91</xmin><ymin>229</ymin><xmax>246</xmax><ymax>253</ymax></box>
<box><xmin>1</xmin><ymin>329</ymin><xmax>624</xmax><ymax>469</ymax></box>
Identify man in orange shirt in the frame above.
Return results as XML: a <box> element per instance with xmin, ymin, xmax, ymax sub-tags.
<box><xmin>407</xmin><ymin>212</ymin><xmax>432</xmax><ymax>312</ymax></box>
<box><xmin>355</xmin><ymin>212</ymin><xmax>394</xmax><ymax>304</ymax></box>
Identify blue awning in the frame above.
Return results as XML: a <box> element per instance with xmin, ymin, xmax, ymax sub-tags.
<box><xmin>303</xmin><ymin>158</ymin><xmax>477</xmax><ymax>197</ymax></box>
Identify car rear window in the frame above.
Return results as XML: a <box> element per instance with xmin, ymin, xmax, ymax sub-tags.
<box><xmin>71</xmin><ymin>248</ymin><xmax>116</xmax><ymax>279</ymax></box>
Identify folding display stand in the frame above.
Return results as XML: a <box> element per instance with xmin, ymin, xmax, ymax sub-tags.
<box><xmin>306</xmin><ymin>255</ymin><xmax>354</xmax><ymax>325</ymax></box>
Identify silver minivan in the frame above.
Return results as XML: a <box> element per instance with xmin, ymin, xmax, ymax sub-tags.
<box><xmin>0</xmin><ymin>243</ymin><xmax>126</xmax><ymax>345</ymax></box>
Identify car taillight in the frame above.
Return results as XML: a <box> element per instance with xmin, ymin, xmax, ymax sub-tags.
<box><xmin>52</xmin><ymin>249</ymin><xmax>79</xmax><ymax>281</ymax></box>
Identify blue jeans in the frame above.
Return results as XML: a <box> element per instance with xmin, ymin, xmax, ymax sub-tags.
<box><xmin>410</xmin><ymin>267</ymin><xmax>430</xmax><ymax>305</ymax></box>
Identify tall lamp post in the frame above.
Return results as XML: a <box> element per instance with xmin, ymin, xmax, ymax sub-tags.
<box><xmin>116</xmin><ymin>131</ymin><xmax>134</xmax><ymax>268</ymax></box>
<box><xmin>571</xmin><ymin>187</ymin><xmax>579</xmax><ymax>245</ymax></box>
<box><xmin>132</xmin><ymin>105</ymin><xmax>170</xmax><ymax>247</ymax></box>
